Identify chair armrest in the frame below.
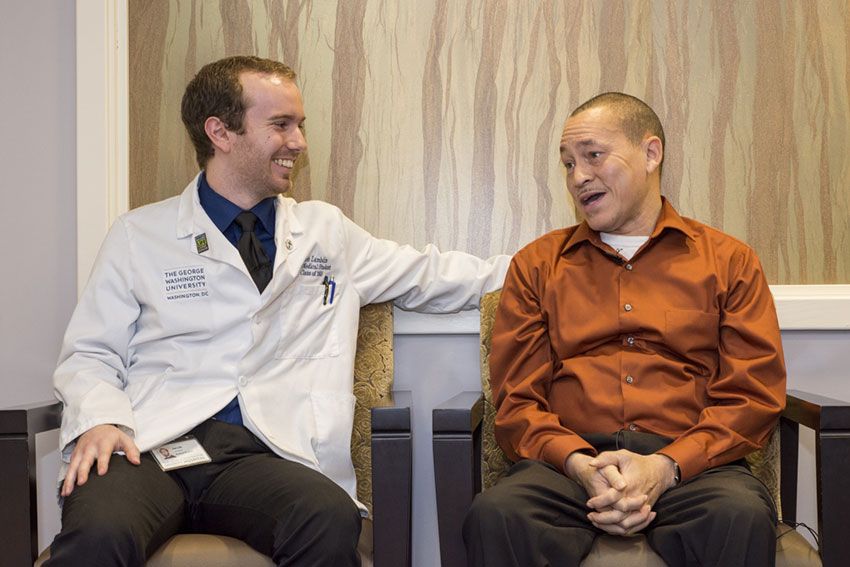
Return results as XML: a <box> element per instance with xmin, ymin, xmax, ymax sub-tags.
<box><xmin>0</xmin><ymin>400</ymin><xmax>62</xmax><ymax>435</ymax></box>
<box><xmin>433</xmin><ymin>391</ymin><xmax>484</xmax><ymax>567</ymax></box>
<box><xmin>371</xmin><ymin>390</ymin><xmax>411</xmax><ymax>433</ymax></box>
<box><xmin>0</xmin><ymin>400</ymin><xmax>62</xmax><ymax>565</ymax></box>
<box><xmin>370</xmin><ymin>390</ymin><xmax>411</xmax><ymax>567</ymax></box>
<box><xmin>433</xmin><ymin>391</ymin><xmax>484</xmax><ymax>434</ymax></box>
<box><xmin>783</xmin><ymin>390</ymin><xmax>850</xmax><ymax>430</ymax></box>
<box><xmin>780</xmin><ymin>389</ymin><xmax>850</xmax><ymax>566</ymax></box>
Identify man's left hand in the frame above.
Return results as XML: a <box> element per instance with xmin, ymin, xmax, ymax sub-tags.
<box><xmin>585</xmin><ymin>451</ymin><xmax>678</xmax><ymax>535</ymax></box>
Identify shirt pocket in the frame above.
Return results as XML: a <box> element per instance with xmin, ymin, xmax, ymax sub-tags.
<box><xmin>665</xmin><ymin>309</ymin><xmax>720</xmax><ymax>374</ymax></box>
<box><xmin>310</xmin><ymin>391</ymin><xmax>357</xmax><ymax>481</ymax></box>
<box><xmin>275</xmin><ymin>284</ymin><xmax>340</xmax><ymax>359</ymax></box>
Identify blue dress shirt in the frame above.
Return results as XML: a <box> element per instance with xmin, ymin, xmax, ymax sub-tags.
<box><xmin>198</xmin><ymin>172</ymin><xmax>277</xmax><ymax>426</ymax></box>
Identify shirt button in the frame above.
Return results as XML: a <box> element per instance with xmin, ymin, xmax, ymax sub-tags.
<box><xmin>627</xmin><ymin>336</ymin><xmax>635</xmax><ymax>346</ymax></box>
<box><xmin>624</xmin><ymin>303</ymin><xmax>633</xmax><ymax>312</ymax></box>
<box><xmin>626</xmin><ymin>375</ymin><xmax>634</xmax><ymax>384</ymax></box>
<box><xmin>629</xmin><ymin>424</ymin><xmax>637</xmax><ymax>431</ymax></box>
<box><xmin>238</xmin><ymin>375</ymin><xmax>248</xmax><ymax>386</ymax></box>
<box><xmin>625</xmin><ymin>263</ymin><xmax>633</xmax><ymax>271</ymax></box>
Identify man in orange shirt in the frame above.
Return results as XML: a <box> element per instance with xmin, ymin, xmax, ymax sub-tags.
<box><xmin>464</xmin><ymin>93</ymin><xmax>785</xmax><ymax>566</ymax></box>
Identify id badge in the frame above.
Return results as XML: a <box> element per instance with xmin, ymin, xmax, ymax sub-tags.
<box><xmin>151</xmin><ymin>435</ymin><xmax>212</xmax><ymax>471</ymax></box>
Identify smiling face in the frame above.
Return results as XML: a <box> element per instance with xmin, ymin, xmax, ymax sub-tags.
<box><xmin>226</xmin><ymin>71</ymin><xmax>306</xmax><ymax>200</ymax></box>
<box><xmin>560</xmin><ymin>105</ymin><xmax>663</xmax><ymax>236</ymax></box>
<box><xmin>203</xmin><ymin>70</ymin><xmax>307</xmax><ymax>208</ymax></box>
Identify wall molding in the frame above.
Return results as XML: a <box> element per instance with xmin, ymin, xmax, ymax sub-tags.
<box><xmin>75</xmin><ymin>0</ymin><xmax>129</xmax><ymax>292</ymax></box>
<box><xmin>78</xmin><ymin>1</ymin><xmax>850</xmax><ymax>331</ymax></box>
<box><xmin>395</xmin><ymin>284</ymin><xmax>850</xmax><ymax>334</ymax></box>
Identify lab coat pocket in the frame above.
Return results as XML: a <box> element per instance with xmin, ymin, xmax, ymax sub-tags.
<box><xmin>276</xmin><ymin>284</ymin><xmax>340</xmax><ymax>359</ymax></box>
<box><xmin>310</xmin><ymin>391</ymin><xmax>357</xmax><ymax>481</ymax></box>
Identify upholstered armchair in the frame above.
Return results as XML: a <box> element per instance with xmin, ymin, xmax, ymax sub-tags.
<box><xmin>0</xmin><ymin>302</ymin><xmax>411</xmax><ymax>567</ymax></box>
<box><xmin>433</xmin><ymin>290</ymin><xmax>850</xmax><ymax>567</ymax></box>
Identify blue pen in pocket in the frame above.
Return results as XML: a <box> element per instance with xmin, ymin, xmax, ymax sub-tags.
<box><xmin>329</xmin><ymin>276</ymin><xmax>336</xmax><ymax>304</ymax></box>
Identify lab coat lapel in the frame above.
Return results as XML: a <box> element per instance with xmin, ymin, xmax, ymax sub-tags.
<box><xmin>267</xmin><ymin>197</ymin><xmax>306</xmax><ymax>295</ymax></box>
<box><xmin>175</xmin><ymin>175</ymin><xmax>249</xmax><ymax>272</ymax></box>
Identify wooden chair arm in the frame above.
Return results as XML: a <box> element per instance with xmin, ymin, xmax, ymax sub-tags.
<box><xmin>780</xmin><ymin>389</ymin><xmax>850</xmax><ymax>566</ymax></box>
<box><xmin>0</xmin><ymin>400</ymin><xmax>62</xmax><ymax>566</ymax></box>
<box><xmin>432</xmin><ymin>391</ymin><xmax>484</xmax><ymax>567</ymax></box>
<box><xmin>371</xmin><ymin>390</ymin><xmax>412</xmax><ymax>567</ymax></box>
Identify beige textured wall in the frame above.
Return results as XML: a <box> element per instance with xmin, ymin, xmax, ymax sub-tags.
<box><xmin>129</xmin><ymin>0</ymin><xmax>850</xmax><ymax>284</ymax></box>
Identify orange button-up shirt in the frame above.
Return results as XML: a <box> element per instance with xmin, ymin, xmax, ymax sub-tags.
<box><xmin>491</xmin><ymin>200</ymin><xmax>786</xmax><ymax>481</ymax></box>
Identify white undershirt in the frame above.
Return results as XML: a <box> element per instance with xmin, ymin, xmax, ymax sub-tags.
<box><xmin>600</xmin><ymin>232</ymin><xmax>649</xmax><ymax>261</ymax></box>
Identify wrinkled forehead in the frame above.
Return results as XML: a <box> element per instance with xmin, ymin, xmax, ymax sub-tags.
<box><xmin>559</xmin><ymin>108</ymin><xmax>627</xmax><ymax>153</ymax></box>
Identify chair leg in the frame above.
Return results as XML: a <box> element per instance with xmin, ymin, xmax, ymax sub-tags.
<box><xmin>433</xmin><ymin>432</ymin><xmax>479</xmax><ymax>567</ymax></box>
<box><xmin>779</xmin><ymin>417</ymin><xmax>799</xmax><ymax>523</ymax></box>
<box><xmin>816</xmin><ymin>428</ymin><xmax>850</xmax><ymax>566</ymax></box>
<box><xmin>0</xmin><ymin>434</ymin><xmax>39</xmax><ymax>567</ymax></box>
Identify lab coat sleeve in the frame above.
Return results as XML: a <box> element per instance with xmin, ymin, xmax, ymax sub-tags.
<box><xmin>340</xmin><ymin>212</ymin><xmax>510</xmax><ymax>312</ymax></box>
<box><xmin>53</xmin><ymin>219</ymin><xmax>139</xmax><ymax>457</ymax></box>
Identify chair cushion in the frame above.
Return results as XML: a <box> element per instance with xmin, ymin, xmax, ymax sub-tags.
<box><xmin>579</xmin><ymin>524</ymin><xmax>820</xmax><ymax>567</ymax></box>
<box><xmin>580</xmin><ymin>534</ymin><xmax>666</xmax><ymax>567</ymax></box>
<box><xmin>775</xmin><ymin>524</ymin><xmax>822</xmax><ymax>567</ymax></box>
<box><xmin>36</xmin><ymin>518</ymin><xmax>374</xmax><ymax>566</ymax></box>
<box><xmin>479</xmin><ymin>290</ymin><xmax>512</xmax><ymax>491</ymax></box>
<box><xmin>351</xmin><ymin>302</ymin><xmax>394</xmax><ymax>515</ymax></box>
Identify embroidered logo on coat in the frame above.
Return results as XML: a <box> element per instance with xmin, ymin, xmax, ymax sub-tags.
<box><xmin>299</xmin><ymin>254</ymin><xmax>332</xmax><ymax>277</ymax></box>
<box><xmin>163</xmin><ymin>266</ymin><xmax>209</xmax><ymax>301</ymax></box>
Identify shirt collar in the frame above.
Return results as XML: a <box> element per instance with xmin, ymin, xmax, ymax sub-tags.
<box><xmin>561</xmin><ymin>197</ymin><xmax>696</xmax><ymax>256</ymax></box>
<box><xmin>198</xmin><ymin>171</ymin><xmax>277</xmax><ymax>235</ymax></box>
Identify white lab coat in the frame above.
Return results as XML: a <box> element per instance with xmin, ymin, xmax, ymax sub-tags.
<box><xmin>54</xmin><ymin>174</ymin><xmax>509</xmax><ymax>507</ymax></box>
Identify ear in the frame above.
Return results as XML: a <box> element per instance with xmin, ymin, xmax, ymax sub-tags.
<box><xmin>643</xmin><ymin>136</ymin><xmax>663</xmax><ymax>175</ymax></box>
<box><xmin>204</xmin><ymin>116</ymin><xmax>233</xmax><ymax>155</ymax></box>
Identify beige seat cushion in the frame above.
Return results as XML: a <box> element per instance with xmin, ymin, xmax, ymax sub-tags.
<box><xmin>36</xmin><ymin>518</ymin><xmax>373</xmax><ymax>567</ymax></box>
<box><xmin>580</xmin><ymin>524</ymin><xmax>820</xmax><ymax>566</ymax></box>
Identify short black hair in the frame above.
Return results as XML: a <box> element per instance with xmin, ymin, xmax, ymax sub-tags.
<box><xmin>571</xmin><ymin>92</ymin><xmax>665</xmax><ymax>150</ymax></box>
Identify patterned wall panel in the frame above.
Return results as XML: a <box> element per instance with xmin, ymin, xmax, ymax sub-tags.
<box><xmin>129</xmin><ymin>0</ymin><xmax>850</xmax><ymax>284</ymax></box>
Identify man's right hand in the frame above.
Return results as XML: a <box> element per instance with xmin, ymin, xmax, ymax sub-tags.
<box><xmin>61</xmin><ymin>424</ymin><xmax>140</xmax><ymax>497</ymax></box>
<box><xmin>565</xmin><ymin>451</ymin><xmax>627</xmax><ymax>505</ymax></box>
<box><xmin>565</xmin><ymin>451</ymin><xmax>653</xmax><ymax>535</ymax></box>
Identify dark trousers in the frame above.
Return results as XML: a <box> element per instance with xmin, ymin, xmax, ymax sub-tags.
<box><xmin>45</xmin><ymin>420</ymin><xmax>362</xmax><ymax>567</ymax></box>
<box><xmin>463</xmin><ymin>431</ymin><xmax>777</xmax><ymax>567</ymax></box>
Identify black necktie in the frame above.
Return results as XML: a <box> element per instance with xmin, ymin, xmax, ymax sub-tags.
<box><xmin>235</xmin><ymin>211</ymin><xmax>272</xmax><ymax>292</ymax></box>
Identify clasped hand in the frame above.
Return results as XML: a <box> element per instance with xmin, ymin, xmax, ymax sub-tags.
<box><xmin>565</xmin><ymin>450</ymin><xmax>676</xmax><ymax>536</ymax></box>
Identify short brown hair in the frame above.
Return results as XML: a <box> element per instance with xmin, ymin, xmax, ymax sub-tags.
<box><xmin>181</xmin><ymin>56</ymin><xmax>296</xmax><ymax>168</ymax></box>
<box><xmin>571</xmin><ymin>92</ymin><xmax>665</xmax><ymax>151</ymax></box>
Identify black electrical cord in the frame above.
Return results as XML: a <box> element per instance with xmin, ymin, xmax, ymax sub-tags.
<box><xmin>777</xmin><ymin>521</ymin><xmax>819</xmax><ymax>548</ymax></box>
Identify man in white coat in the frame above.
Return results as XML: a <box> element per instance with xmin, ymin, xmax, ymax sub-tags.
<box><xmin>48</xmin><ymin>56</ymin><xmax>508</xmax><ymax>566</ymax></box>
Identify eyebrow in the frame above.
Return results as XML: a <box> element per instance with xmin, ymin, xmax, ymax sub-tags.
<box><xmin>267</xmin><ymin>113</ymin><xmax>304</xmax><ymax>123</ymax></box>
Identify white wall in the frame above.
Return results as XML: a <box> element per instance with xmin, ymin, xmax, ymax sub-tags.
<box><xmin>0</xmin><ymin>0</ymin><xmax>77</xmax><ymax>553</ymax></box>
<box><xmin>0</xmin><ymin>1</ymin><xmax>77</xmax><ymax>405</ymax></box>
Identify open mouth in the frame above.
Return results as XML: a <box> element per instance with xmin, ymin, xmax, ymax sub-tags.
<box><xmin>273</xmin><ymin>158</ymin><xmax>295</xmax><ymax>169</ymax></box>
<box><xmin>579</xmin><ymin>192</ymin><xmax>605</xmax><ymax>207</ymax></box>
